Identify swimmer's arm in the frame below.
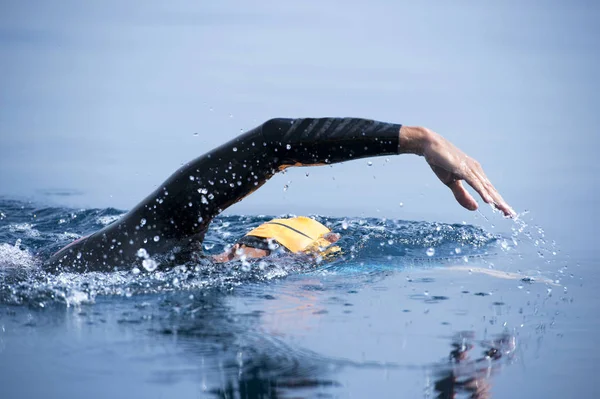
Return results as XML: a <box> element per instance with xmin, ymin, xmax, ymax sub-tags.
<box><xmin>262</xmin><ymin>119</ymin><xmax>513</xmax><ymax>216</ymax></box>
<box><xmin>159</xmin><ymin>117</ymin><xmax>409</xmax><ymax>238</ymax></box>
<box><xmin>156</xmin><ymin>117</ymin><xmax>511</xmax><ymax>242</ymax></box>
<box><xmin>46</xmin><ymin>117</ymin><xmax>512</xmax><ymax>271</ymax></box>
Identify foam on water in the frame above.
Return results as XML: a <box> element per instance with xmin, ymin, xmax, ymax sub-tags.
<box><xmin>0</xmin><ymin>242</ymin><xmax>37</xmax><ymax>270</ymax></box>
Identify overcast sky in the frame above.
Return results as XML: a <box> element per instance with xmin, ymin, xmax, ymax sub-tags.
<box><xmin>1</xmin><ymin>0</ymin><xmax>598</xmax><ymax>235</ymax></box>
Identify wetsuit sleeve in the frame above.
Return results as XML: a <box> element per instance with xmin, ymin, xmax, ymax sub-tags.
<box><xmin>164</xmin><ymin>117</ymin><xmax>401</xmax><ymax>235</ymax></box>
<box><xmin>45</xmin><ymin>117</ymin><xmax>401</xmax><ymax>272</ymax></box>
<box><xmin>261</xmin><ymin>117</ymin><xmax>401</xmax><ymax>166</ymax></box>
<box><xmin>176</xmin><ymin>117</ymin><xmax>401</xmax><ymax>235</ymax></box>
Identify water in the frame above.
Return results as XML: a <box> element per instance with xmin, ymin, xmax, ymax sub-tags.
<box><xmin>2</xmin><ymin>1</ymin><xmax>599</xmax><ymax>397</ymax></box>
<box><xmin>1</xmin><ymin>197</ymin><xmax>588</xmax><ymax>398</ymax></box>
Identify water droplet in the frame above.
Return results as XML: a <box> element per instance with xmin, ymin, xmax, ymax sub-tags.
<box><xmin>387</xmin><ymin>239</ymin><xmax>394</xmax><ymax>245</ymax></box>
<box><xmin>399</xmin><ymin>202</ymin><xmax>404</xmax><ymax>207</ymax></box>
<box><xmin>197</xmin><ymin>188</ymin><xmax>208</xmax><ymax>194</ymax></box>
<box><xmin>76</xmin><ymin>252</ymin><xmax>82</xmax><ymax>259</ymax></box>
<box><xmin>136</xmin><ymin>248</ymin><xmax>148</xmax><ymax>258</ymax></box>
<box><xmin>153</xmin><ymin>235</ymin><xmax>160</xmax><ymax>242</ymax></box>
<box><xmin>142</xmin><ymin>258</ymin><xmax>158</xmax><ymax>272</ymax></box>
<box><xmin>342</xmin><ymin>220</ymin><xmax>349</xmax><ymax>230</ymax></box>
<box><xmin>305</xmin><ymin>172</ymin><xmax>309</xmax><ymax>178</ymax></box>
<box><xmin>139</xmin><ymin>218</ymin><xmax>147</xmax><ymax>227</ymax></box>
<box><xmin>501</xmin><ymin>240</ymin><xmax>509</xmax><ymax>250</ymax></box>
<box><xmin>193</xmin><ymin>132</ymin><xmax>198</xmax><ymax>136</ymax></box>
<box><xmin>367</xmin><ymin>161</ymin><xmax>373</xmax><ymax>166</ymax></box>
<box><xmin>286</xmin><ymin>144</ymin><xmax>291</xmax><ymax>150</ymax></box>
<box><xmin>426</xmin><ymin>248</ymin><xmax>435</xmax><ymax>257</ymax></box>
<box><xmin>268</xmin><ymin>240</ymin><xmax>280</xmax><ymax>251</ymax></box>
<box><xmin>283</xmin><ymin>185</ymin><xmax>289</xmax><ymax>192</ymax></box>
<box><xmin>132</xmin><ymin>267</ymin><xmax>140</xmax><ymax>275</ymax></box>
<box><xmin>233</xmin><ymin>147</ymin><xmax>238</xmax><ymax>152</ymax></box>
<box><xmin>454</xmin><ymin>247</ymin><xmax>462</xmax><ymax>254</ymax></box>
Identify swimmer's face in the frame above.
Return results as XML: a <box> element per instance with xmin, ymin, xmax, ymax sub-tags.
<box><xmin>323</xmin><ymin>232</ymin><xmax>341</xmax><ymax>244</ymax></box>
<box><xmin>212</xmin><ymin>231</ymin><xmax>341</xmax><ymax>263</ymax></box>
<box><xmin>212</xmin><ymin>243</ymin><xmax>269</xmax><ymax>263</ymax></box>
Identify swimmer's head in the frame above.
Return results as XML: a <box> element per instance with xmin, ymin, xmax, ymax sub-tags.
<box><xmin>212</xmin><ymin>217</ymin><xmax>341</xmax><ymax>263</ymax></box>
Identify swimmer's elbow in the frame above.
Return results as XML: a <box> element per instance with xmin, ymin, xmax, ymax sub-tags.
<box><xmin>259</xmin><ymin>118</ymin><xmax>301</xmax><ymax>169</ymax></box>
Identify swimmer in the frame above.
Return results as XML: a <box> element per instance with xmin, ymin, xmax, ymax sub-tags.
<box><xmin>211</xmin><ymin>216</ymin><xmax>343</xmax><ymax>263</ymax></box>
<box><xmin>45</xmin><ymin>118</ymin><xmax>514</xmax><ymax>272</ymax></box>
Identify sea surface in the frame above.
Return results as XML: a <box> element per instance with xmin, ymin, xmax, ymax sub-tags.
<box><xmin>1</xmin><ymin>197</ymin><xmax>595</xmax><ymax>398</ymax></box>
<box><xmin>1</xmin><ymin>1</ymin><xmax>599</xmax><ymax>398</ymax></box>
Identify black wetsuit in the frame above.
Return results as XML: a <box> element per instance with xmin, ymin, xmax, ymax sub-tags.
<box><xmin>45</xmin><ymin>118</ymin><xmax>402</xmax><ymax>272</ymax></box>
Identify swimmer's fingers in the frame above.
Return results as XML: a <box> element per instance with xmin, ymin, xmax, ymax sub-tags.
<box><xmin>422</xmin><ymin>128</ymin><xmax>514</xmax><ymax>217</ymax></box>
<box><xmin>432</xmin><ymin>161</ymin><xmax>514</xmax><ymax>217</ymax></box>
<box><xmin>449</xmin><ymin>180</ymin><xmax>479</xmax><ymax>211</ymax></box>
<box><xmin>467</xmin><ymin>161</ymin><xmax>515</xmax><ymax>217</ymax></box>
<box><xmin>430</xmin><ymin>165</ymin><xmax>478</xmax><ymax>211</ymax></box>
<box><xmin>462</xmin><ymin>163</ymin><xmax>494</xmax><ymax>205</ymax></box>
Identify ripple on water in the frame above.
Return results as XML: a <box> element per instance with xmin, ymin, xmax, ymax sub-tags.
<box><xmin>0</xmin><ymin>198</ymin><xmax>548</xmax><ymax>308</ymax></box>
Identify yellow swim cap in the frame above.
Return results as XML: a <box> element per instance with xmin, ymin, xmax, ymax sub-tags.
<box><xmin>244</xmin><ymin>216</ymin><xmax>340</xmax><ymax>256</ymax></box>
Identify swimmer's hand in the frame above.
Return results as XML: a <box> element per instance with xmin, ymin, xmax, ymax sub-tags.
<box><xmin>399</xmin><ymin>126</ymin><xmax>515</xmax><ymax>217</ymax></box>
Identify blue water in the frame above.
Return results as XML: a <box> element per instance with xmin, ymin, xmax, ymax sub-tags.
<box><xmin>1</xmin><ymin>197</ymin><xmax>586</xmax><ymax>398</ymax></box>
<box><xmin>2</xmin><ymin>1</ymin><xmax>599</xmax><ymax>397</ymax></box>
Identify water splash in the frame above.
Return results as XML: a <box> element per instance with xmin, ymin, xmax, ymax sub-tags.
<box><xmin>0</xmin><ymin>198</ymin><xmax>516</xmax><ymax>307</ymax></box>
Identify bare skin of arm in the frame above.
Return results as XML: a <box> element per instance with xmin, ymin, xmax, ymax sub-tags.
<box><xmin>399</xmin><ymin>126</ymin><xmax>514</xmax><ymax>217</ymax></box>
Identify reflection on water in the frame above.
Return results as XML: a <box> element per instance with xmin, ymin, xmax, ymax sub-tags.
<box><xmin>0</xmin><ymin>284</ymin><xmax>519</xmax><ymax>399</ymax></box>
<box><xmin>432</xmin><ymin>332</ymin><xmax>516</xmax><ymax>399</ymax></box>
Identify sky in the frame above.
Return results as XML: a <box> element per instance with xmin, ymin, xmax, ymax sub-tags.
<box><xmin>1</xmin><ymin>0</ymin><xmax>599</xmax><ymax>238</ymax></box>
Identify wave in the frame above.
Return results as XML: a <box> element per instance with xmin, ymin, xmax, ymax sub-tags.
<box><xmin>0</xmin><ymin>198</ymin><xmax>501</xmax><ymax>307</ymax></box>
